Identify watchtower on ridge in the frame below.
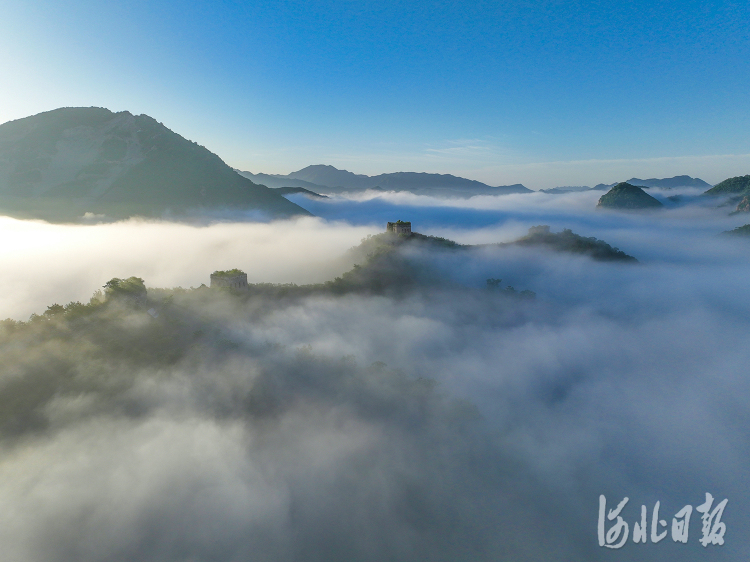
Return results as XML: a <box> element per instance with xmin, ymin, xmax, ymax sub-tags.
<box><xmin>528</xmin><ymin>225</ymin><xmax>550</xmax><ymax>235</ymax></box>
<box><xmin>386</xmin><ymin>220</ymin><xmax>412</xmax><ymax>235</ymax></box>
<box><xmin>210</xmin><ymin>269</ymin><xmax>248</xmax><ymax>290</ymax></box>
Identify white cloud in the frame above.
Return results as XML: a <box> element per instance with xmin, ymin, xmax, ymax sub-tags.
<box><xmin>1</xmin><ymin>196</ymin><xmax>750</xmax><ymax>560</ymax></box>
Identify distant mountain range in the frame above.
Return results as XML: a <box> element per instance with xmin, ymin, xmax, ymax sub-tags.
<box><xmin>1</xmin><ymin>107</ymin><xmax>728</xmax><ymax>222</ymax></box>
<box><xmin>627</xmin><ymin>175</ymin><xmax>712</xmax><ymax>189</ymax></box>
<box><xmin>253</xmin><ymin>168</ymin><xmax>712</xmax><ymax>197</ymax></box>
<box><xmin>594</xmin><ymin>175</ymin><xmax>711</xmax><ymax>191</ymax></box>
<box><xmin>539</xmin><ymin>186</ymin><xmax>591</xmax><ymax>194</ymax></box>
<box><xmin>237</xmin><ymin>171</ymin><xmax>330</xmax><ymax>192</ymax></box>
<box><xmin>0</xmin><ymin>107</ymin><xmax>309</xmax><ymax>222</ymax></box>
<box><xmin>237</xmin><ymin>164</ymin><xmax>531</xmax><ymax>197</ymax></box>
<box><xmin>543</xmin><ymin>175</ymin><xmax>712</xmax><ymax>193</ymax></box>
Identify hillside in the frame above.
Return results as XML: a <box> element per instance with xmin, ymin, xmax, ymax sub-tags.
<box><xmin>723</xmin><ymin>224</ymin><xmax>750</xmax><ymax>236</ymax></box>
<box><xmin>6</xmin><ymin>224</ymin><xmax>640</xmax><ymax>327</ymax></box>
<box><xmin>596</xmin><ymin>182</ymin><xmax>664</xmax><ymax>210</ymax></box>
<box><xmin>735</xmin><ymin>196</ymin><xmax>750</xmax><ymax>213</ymax></box>
<box><xmin>272</xmin><ymin>186</ymin><xmax>328</xmax><ymax>198</ymax></box>
<box><xmin>504</xmin><ymin>226</ymin><xmax>637</xmax><ymax>261</ymax></box>
<box><xmin>0</xmin><ymin>107</ymin><xmax>309</xmax><ymax>222</ymax></box>
<box><xmin>703</xmin><ymin>175</ymin><xmax>750</xmax><ymax>197</ymax></box>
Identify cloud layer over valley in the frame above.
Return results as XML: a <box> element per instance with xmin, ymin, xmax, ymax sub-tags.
<box><xmin>1</xmin><ymin>193</ymin><xmax>749</xmax><ymax>561</ymax></box>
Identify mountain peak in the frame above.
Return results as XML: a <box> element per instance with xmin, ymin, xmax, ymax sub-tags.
<box><xmin>597</xmin><ymin>182</ymin><xmax>664</xmax><ymax>210</ymax></box>
<box><xmin>704</xmin><ymin>175</ymin><xmax>750</xmax><ymax>196</ymax></box>
<box><xmin>0</xmin><ymin>107</ymin><xmax>309</xmax><ymax>221</ymax></box>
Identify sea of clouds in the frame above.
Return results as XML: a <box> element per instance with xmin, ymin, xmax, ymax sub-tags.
<box><xmin>1</xmin><ymin>189</ymin><xmax>749</xmax><ymax>561</ymax></box>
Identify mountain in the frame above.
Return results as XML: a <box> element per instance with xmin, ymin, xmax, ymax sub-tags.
<box><xmin>287</xmin><ymin>165</ymin><xmax>374</xmax><ymax>189</ymax></box>
<box><xmin>723</xmin><ymin>224</ymin><xmax>750</xmax><ymax>236</ymax></box>
<box><xmin>626</xmin><ymin>175</ymin><xmax>711</xmax><ymax>189</ymax></box>
<box><xmin>235</xmin><ymin>170</ymin><xmax>331</xmax><ymax>192</ymax></box>
<box><xmin>504</xmin><ymin>225</ymin><xmax>637</xmax><ymax>261</ymax></box>
<box><xmin>590</xmin><ymin>176</ymin><xmax>710</xmax><ymax>192</ymax></box>
<box><xmin>539</xmin><ymin>186</ymin><xmax>591</xmax><ymax>194</ymax></box>
<box><xmin>0</xmin><ymin>107</ymin><xmax>309</xmax><ymax>222</ymax></box>
<box><xmin>246</xmin><ymin>164</ymin><xmax>531</xmax><ymax>196</ymax></box>
<box><xmin>703</xmin><ymin>175</ymin><xmax>750</xmax><ymax>197</ymax></box>
<box><xmin>596</xmin><ymin>182</ymin><xmax>664</xmax><ymax>210</ymax></box>
<box><xmin>272</xmin><ymin>186</ymin><xmax>328</xmax><ymax>199</ymax></box>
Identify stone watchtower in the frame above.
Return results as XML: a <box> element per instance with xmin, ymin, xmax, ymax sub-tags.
<box><xmin>210</xmin><ymin>269</ymin><xmax>248</xmax><ymax>290</ymax></box>
<box><xmin>386</xmin><ymin>220</ymin><xmax>412</xmax><ymax>235</ymax></box>
<box><xmin>527</xmin><ymin>225</ymin><xmax>550</xmax><ymax>235</ymax></box>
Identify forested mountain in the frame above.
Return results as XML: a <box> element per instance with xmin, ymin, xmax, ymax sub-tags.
<box><xmin>704</xmin><ymin>175</ymin><xmax>750</xmax><ymax>196</ymax></box>
<box><xmin>0</xmin><ymin>107</ymin><xmax>309</xmax><ymax>221</ymax></box>
<box><xmin>597</xmin><ymin>182</ymin><xmax>664</xmax><ymax>210</ymax></box>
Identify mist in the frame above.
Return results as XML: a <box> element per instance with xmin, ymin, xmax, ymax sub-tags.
<box><xmin>1</xmin><ymin>192</ymin><xmax>749</xmax><ymax>561</ymax></box>
<box><xmin>0</xmin><ymin>216</ymin><xmax>372</xmax><ymax>321</ymax></box>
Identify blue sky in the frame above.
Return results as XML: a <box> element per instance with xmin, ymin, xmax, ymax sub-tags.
<box><xmin>2</xmin><ymin>0</ymin><xmax>749</xmax><ymax>188</ymax></box>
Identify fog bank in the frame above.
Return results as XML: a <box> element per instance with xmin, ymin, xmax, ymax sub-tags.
<box><xmin>0</xmin><ymin>216</ymin><xmax>372</xmax><ymax>320</ymax></box>
<box><xmin>1</xmin><ymin>193</ymin><xmax>749</xmax><ymax>560</ymax></box>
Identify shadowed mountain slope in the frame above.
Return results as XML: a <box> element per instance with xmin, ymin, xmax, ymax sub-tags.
<box><xmin>0</xmin><ymin>107</ymin><xmax>309</xmax><ymax>221</ymax></box>
<box><xmin>272</xmin><ymin>186</ymin><xmax>328</xmax><ymax>198</ymax></box>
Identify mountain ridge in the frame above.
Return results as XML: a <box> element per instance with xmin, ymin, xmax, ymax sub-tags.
<box><xmin>586</xmin><ymin>175</ymin><xmax>711</xmax><ymax>192</ymax></box>
<box><xmin>704</xmin><ymin>175</ymin><xmax>750</xmax><ymax>197</ymax></box>
<box><xmin>626</xmin><ymin>175</ymin><xmax>711</xmax><ymax>189</ymax></box>
<box><xmin>0</xmin><ymin>107</ymin><xmax>309</xmax><ymax>222</ymax></box>
<box><xmin>240</xmin><ymin>164</ymin><xmax>531</xmax><ymax>196</ymax></box>
<box><xmin>240</xmin><ymin>166</ymin><xmax>712</xmax><ymax>196</ymax></box>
